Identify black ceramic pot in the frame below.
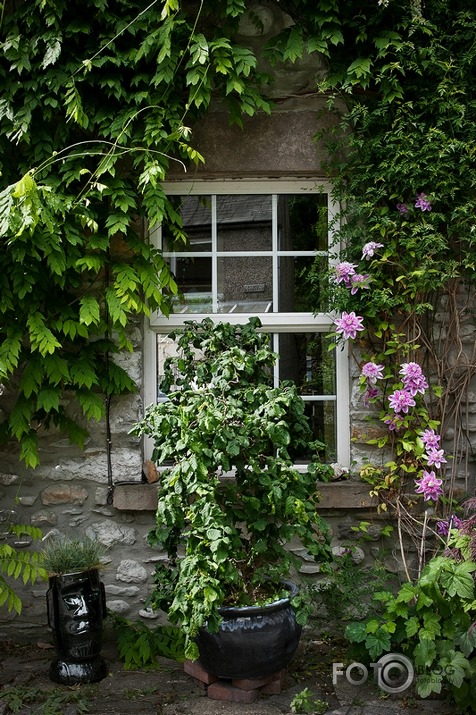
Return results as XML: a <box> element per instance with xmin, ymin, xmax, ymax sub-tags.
<box><xmin>46</xmin><ymin>568</ymin><xmax>108</xmax><ymax>685</ymax></box>
<box><xmin>196</xmin><ymin>581</ymin><xmax>302</xmax><ymax>679</ymax></box>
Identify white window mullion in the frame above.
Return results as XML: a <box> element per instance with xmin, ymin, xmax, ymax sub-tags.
<box><xmin>272</xmin><ymin>333</ymin><xmax>279</xmax><ymax>387</ymax></box>
<box><xmin>212</xmin><ymin>195</ymin><xmax>218</xmax><ymax>313</ymax></box>
<box><xmin>272</xmin><ymin>194</ymin><xmax>279</xmax><ymax>313</ymax></box>
<box><xmin>335</xmin><ymin>343</ymin><xmax>350</xmax><ymax>467</ymax></box>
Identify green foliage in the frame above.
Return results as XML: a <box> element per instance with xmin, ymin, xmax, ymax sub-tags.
<box><xmin>0</xmin><ymin>524</ymin><xmax>46</xmax><ymax>614</ymax></box>
<box><xmin>346</xmin><ymin>552</ymin><xmax>476</xmax><ymax>711</ymax></box>
<box><xmin>0</xmin><ymin>0</ymin><xmax>271</xmax><ymax>466</ymax></box>
<box><xmin>314</xmin><ymin>547</ymin><xmax>395</xmax><ymax>631</ymax></box>
<box><xmin>132</xmin><ymin>318</ymin><xmax>332</xmax><ymax>659</ymax></box>
<box><xmin>112</xmin><ymin>615</ymin><xmax>186</xmax><ymax>670</ymax></box>
<box><xmin>0</xmin><ymin>685</ymin><xmax>91</xmax><ymax>715</ymax></box>
<box><xmin>42</xmin><ymin>537</ymin><xmax>105</xmax><ymax>575</ymax></box>
<box><xmin>290</xmin><ymin>688</ymin><xmax>328</xmax><ymax>714</ymax></box>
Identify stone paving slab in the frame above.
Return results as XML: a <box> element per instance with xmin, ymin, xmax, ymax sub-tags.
<box><xmin>0</xmin><ymin>633</ymin><xmax>457</xmax><ymax>715</ymax></box>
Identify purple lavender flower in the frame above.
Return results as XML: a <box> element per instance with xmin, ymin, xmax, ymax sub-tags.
<box><xmin>334</xmin><ymin>312</ymin><xmax>365</xmax><ymax>340</ymax></box>
<box><xmin>415</xmin><ymin>470</ymin><xmax>443</xmax><ymax>501</ymax></box>
<box><xmin>436</xmin><ymin>515</ymin><xmax>463</xmax><ymax>536</ymax></box>
<box><xmin>396</xmin><ymin>203</ymin><xmax>409</xmax><ymax>214</ymax></box>
<box><xmin>388</xmin><ymin>388</ymin><xmax>416</xmax><ymax>414</ymax></box>
<box><xmin>334</xmin><ymin>262</ymin><xmax>357</xmax><ymax>285</ymax></box>
<box><xmin>361</xmin><ymin>362</ymin><xmax>385</xmax><ymax>384</ymax></box>
<box><xmin>362</xmin><ymin>242</ymin><xmax>384</xmax><ymax>259</ymax></box>
<box><xmin>420</xmin><ymin>428</ymin><xmax>441</xmax><ymax>450</ymax></box>
<box><xmin>350</xmin><ymin>273</ymin><xmax>371</xmax><ymax>295</ymax></box>
<box><xmin>415</xmin><ymin>192</ymin><xmax>432</xmax><ymax>211</ymax></box>
<box><xmin>426</xmin><ymin>448</ymin><xmax>447</xmax><ymax>469</ymax></box>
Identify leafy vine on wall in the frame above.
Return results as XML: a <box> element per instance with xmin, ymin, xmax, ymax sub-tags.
<box><xmin>0</xmin><ymin>0</ymin><xmax>270</xmax><ymax>466</ymax></box>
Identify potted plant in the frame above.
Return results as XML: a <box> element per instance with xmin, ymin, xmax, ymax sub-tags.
<box><xmin>132</xmin><ymin>317</ymin><xmax>333</xmax><ymax>678</ymax></box>
<box><xmin>43</xmin><ymin>537</ymin><xmax>108</xmax><ymax>685</ymax></box>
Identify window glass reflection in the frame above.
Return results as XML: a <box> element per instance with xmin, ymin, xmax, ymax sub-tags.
<box><xmin>163</xmin><ymin>195</ymin><xmax>212</xmax><ymax>252</ymax></box>
<box><xmin>217</xmin><ymin>195</ymin><xmax>272</xmax><ymax>252</ymax></box>
<box><xmin>217</xmin><ymin>256</ymin><xmax>273</xmax><ymax>313</ymax></box>
<box><xmin>280</xmin><ymin>194</ymin><xmax>328</xmax><ymax>252</ymax></box>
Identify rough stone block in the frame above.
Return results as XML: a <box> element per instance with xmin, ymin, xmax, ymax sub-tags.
<box><xmin>113</xmin><ymin>483</ymin><xmax>158</xmax><ymax>511</ymax></box>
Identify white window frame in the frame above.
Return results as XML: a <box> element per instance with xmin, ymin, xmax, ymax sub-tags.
<box><xmin>143</xmin><ymin>179</ymin><xmax>350</xmax><ymax>467</ymax></box>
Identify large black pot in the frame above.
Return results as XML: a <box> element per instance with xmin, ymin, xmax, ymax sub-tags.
<box><xmin>46</xmin><ymin>568</ymin><xmax>108</xmax><ymax>685</ymax></box>
<box><xmin>196</xmin><ymin>582</ymin><xmax>302</xmax><ymax>679</ymax></box>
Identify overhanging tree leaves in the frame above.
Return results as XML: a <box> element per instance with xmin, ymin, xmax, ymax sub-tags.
<box><xmin>0</xmin><ymin>0</ymin><xmax>270</xmax><ymax>466</ymax></box>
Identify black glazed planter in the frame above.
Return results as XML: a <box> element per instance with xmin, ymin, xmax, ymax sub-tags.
<box><xmin>196</xmin><ymin>582</ymin><xmax>302</xmax><ymax>679</ymax></box>
<box><xmin>46</xmin><ymin>568</ymin><xmax>108</xmax><ymax>685</ymax></box>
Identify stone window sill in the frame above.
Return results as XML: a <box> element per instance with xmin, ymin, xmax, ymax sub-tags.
<box><xmin>112</xmin><ymin>481</ymin><xmax>377</xmax><ymax>512</ymax></box>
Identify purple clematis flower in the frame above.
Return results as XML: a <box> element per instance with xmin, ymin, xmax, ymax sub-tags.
<box><xmin>388</xmin><ymin>389</ymin><xmax>416</xmax><ymax>414</ymax></box>
<box><xmin>415</xmin><ymin>470</ymin><xmax>443</xmax><ymax>501</ymax></box>
<box><xmin>426</xmin><ymin>448</ymin><xmax>447</xmax><ymax>469</ymax></box>
<box><xmin>363</xmin><ymin>387</ymin><xmax>380</xmax><ymax>406</ymax></box>
<box><xmin>334</xmin><ymin>311</ymin><xmax>365</xmax><ymax>340</ymax></box>
<box><xmin>350</xmin><ymin>273</ymin><xmax>371</xmax><ymax>295</ymax></box>
<box><xmin>362</xmin><ymin>242</ymin><xmax>384</xmax><ymax>259</ymax></box>
<box><xmin>396</xmin><ymin>203</ymin><xmax>409</xmax><ymax>214</ymax></box>
<box><xmin>436</xmin><ymin>515</ymin><xmax>463</xmax><ymax>536</ymax></box>
<box><xmin>334</xmin><ymin>262</ymin><xmax>357</xmax><ymax>285</ymax></box>
<box><xmin>420</xmin><ymin>429</ymin><xmax>441</xmax><ymax>450</ymax></box>
<box><xmin>415</xmin><ymin>192</ymin><xmax>432</xmax><ymax>211</ymax></box>
<box><xmin>399</xmin><ymin>362</ymin><xmax>429</xmax><ymax>396</ymax></box>
<box><xmin>361</xmin><ymin>362</ymin><xmax>385</xmax><ymax>384</ymax></box>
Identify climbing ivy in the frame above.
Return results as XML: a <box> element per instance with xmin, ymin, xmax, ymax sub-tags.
<box><xmin>0</xmin><ymin>0</ymin><xmax>270</xmax><ymax>466</ymax></box>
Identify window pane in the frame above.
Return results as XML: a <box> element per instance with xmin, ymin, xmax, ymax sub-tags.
<box><xmin>279</xmin><ymin>255</ymin><xmax>329</xmax><ymax>312</ymax></box>
<box><xmin>302</xmin><ymin>401</ymin><xmax>337</xmax><ymax>463</ymax></box>
<box><xmin>282</xmin><ymin>255</ymin><xmax>329</xmax><ymax>312</ymax></box>
<box><xmin>163</xmin><ymin>195</ymin><xmax>212</xmax><ymax>252</ymax></box>
<box><xmin>217</xmin><ymin>256</ymin><xmax>273</xmax><ymax>313</ymax></box>
<box><xmin>169</xmin><ymin>256</ymin><xmax>212</xmax><ymax>313</ymax></box>
<box><xmin>278</xmin><ymin>331</ymin><xmax>336</xmax><ymax>463</ymax></box>
<box><xmin>278</xmin><ymin>333</ymin><xmax>336</xmax><ymax>395</ymax></box>
<box><xmin>279</xmin><ymin>194</ymin><xmax>329</xmax><ymax>252</ymax></box>
<box><xmin>217</xmin><ymin>195</ymin><xmax>272</xmax><ymax>251</ymax></box>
